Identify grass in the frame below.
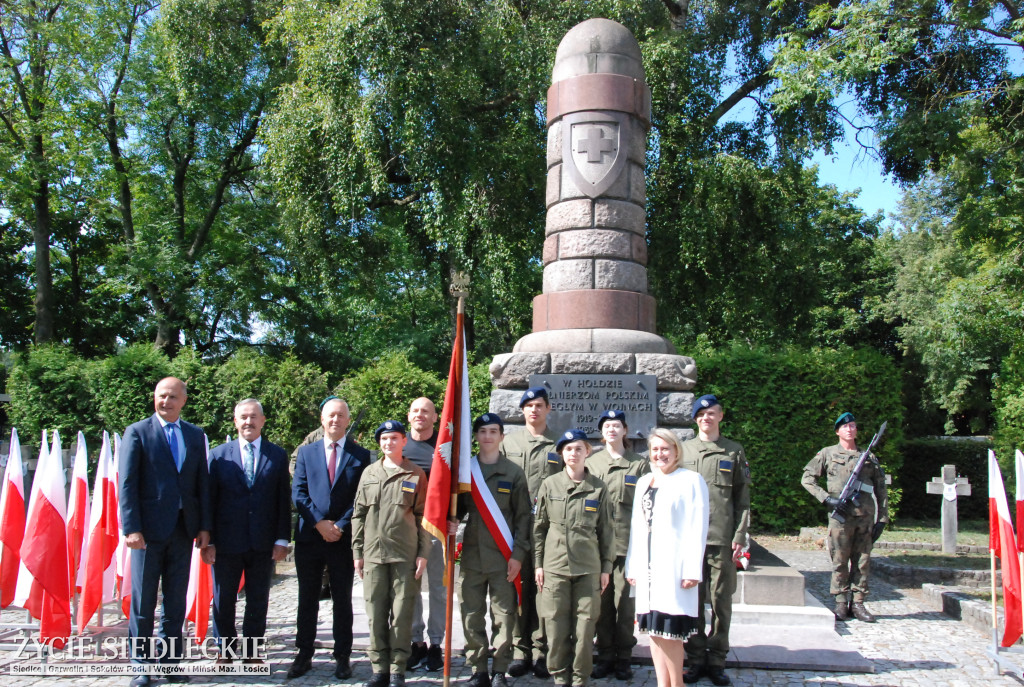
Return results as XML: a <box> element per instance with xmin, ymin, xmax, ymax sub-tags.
<box><xmin>878</xmin><ymin>518</ymin><xmax>989</xmax><ymax>547</ymax></box>
<box><xmin>878</xmin><ymin>549</ymin><xmax>991</xmax><ymax>570</ymax></box>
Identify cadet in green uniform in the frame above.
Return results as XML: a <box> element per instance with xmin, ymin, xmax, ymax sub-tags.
<box><xmin>801</xmin><ymin>412</ymin><xmax>888</xmax><ymax>623</ymax></box>
<box><xmin>587</xmin><ymin>410</ymin><xmax>649</xmax><ymax>680</ymax></box>
<box><xmin>534</xmin><ymin>428</ymin><xmax>614</xmax><ymax>687</ymax></box>
<box><xmin>453</xmin><ymin>413</ymin><xmax>533</xmax><ymax>687</ymax></box>
<box><xmin>680</xmin><ymin>395</ymin><xmax>750</xmax><ymax>687</ymax></box>
<box><xmin>352</xmin><ymin>421</ymin><xmax>432</xmax><ymax>687</ymax></box>
<box><xmin>501</xmin><ymin>386</ymin><xmax>561</xmax><ymax>678</ymax></box>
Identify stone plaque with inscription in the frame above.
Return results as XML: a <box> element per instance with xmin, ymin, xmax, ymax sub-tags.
<box><xmin>529</xmin><ymin>374</ymin><xmax>657</xmax><ymax>438</ymax></box>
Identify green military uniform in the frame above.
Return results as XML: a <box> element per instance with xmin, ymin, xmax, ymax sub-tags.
<box><xmin>801</xmin><ymin>444</ymin><xmax>889</xmax><ymax>604</ymax></box>
<box><xmin>500</xmin><ymin>426</ymin><xmax>561</xmax><ymax>661</ymax></box>
<box><xmin>456</xmin><ymin>455</ymin><xmax>533</xmax><ymax>676</ymax></box>
<box><xmin>679</xmin><ymin>437</ymin><xmax>750</xmax><ymax>670</ymax></box>
<box><xmin>587</xmin><ymin>448</ymin><xmax>649</xmax><ymax>665</ymax></box>
<box><xmin>352</xmin><ymin>458</ymin><xmax>432</xmax><ymax>675</ymax></box>
<box><xmin>533</xmin><ymin>469</ymin><xmax>614</xmax><ymax>687</ymax></box>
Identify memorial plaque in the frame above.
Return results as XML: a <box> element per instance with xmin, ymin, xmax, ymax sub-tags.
<box><xmin>529</xmin><ymin>374</ymin><xmax>658</xmax><ymax>439</ymax></box>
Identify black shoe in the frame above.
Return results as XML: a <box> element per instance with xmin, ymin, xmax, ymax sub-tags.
<box><xmin>592</xmin><ymin>660</ymin><xmax>614</xmax><ymax>679</ymax></box>
<box><xmin>507</xmin><ymin>659</ymin><xmax>532</xmax><ymax>677</ymax></box>
<box><xmin>851</xmin><ymin>602</ymin><xmax>876</xmax><ymax>623</ymax></box>
<box><xmin>166</xmin><ymin>677</ymin><xmax>191</xmax><ymax>685</ymax></box>
<box><xmin>408</xmin><ymin>641</ymin><xmax>428</xmax><ymax>670</ymax></box>
<box><xmin>707</xmin><ymin>666</ymin><xmax>731</xmax><ymax>687</ymax></box>
<box><xmin>533</xmin><ymin>657</ymin><xmax>550</xmax><ymax>678</ymax></box>
<box><xmin>683</xmin><ymin>663</ymin><xmax>705</xmax><ymax>684</ymax></box>
<box><xmin>426</xmin><ymin>644</ymin><xmax>444</xmax><ymax>671</ymax></box>
<box><xmin>465</xmin><ymin>672</ymin><xmax>489</xmax><ymax>687</ymax></box>
<box><xmin>335</xmin><ymin>659</ymin><xmax>353</xmax><ymax>680</ymax></box>
<box><xmin>389</xmin><ymin>674</ymin><xmax>406</xmax><ymax>687</ymax></box>
<box><xmin>834</xmin><ymin>600</ymin><xmax>850</xmax><ymax>621</ymax></box>
<box><xmin>365</xmin><ymin>673</ymin><xmax>390</xmax><ymax>687</ymax></box>
<box><xmin>287</xmin><ymin>653</ymin><xmax>313</xmax><ymax>679</ymax></box>
<box><xmin>129</xmin><ymin>677</ymin><xmax>150</xmax><ymax>687</ymax></box>
<box><xmin>614</xmin><ymin>659</ymin><xmax>633</xmax><ymax>680</ymax></box>
<box><xmin>491</xmin><ymin>673</ymin><xmax>508</xmax><ymax>687</ymax></box>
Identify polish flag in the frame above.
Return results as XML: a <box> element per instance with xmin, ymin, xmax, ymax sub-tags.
<box><xmin>78</xmin><ymin>432</ymin><xmax>119</xmax><ymax>632</ymax></box>
<box><xmin>1015</xmin><ymin>449</ymin><xmax>1024</xmax><ymax>551</ymax></box>
<box><xmin>185</xmin><ymin>435</ymin><xmax>213</xmax><ymax>641</ymax></box>
<box><xmin>17</xmin><ymin>429</ymin><xmax>71</xmax><ymax>647</ymax></box>
<box><xmin>67</xmin><ymin>433</ymin><xmax>90</xmax><ymax>594</ymax></box>
<box><xmin>422</xmin><ymin>310</ymin><xmax>472</xmax><ymax>563</ymax></box>
<box><xmin>112</xmin><ymin>434</ymin><xmax>132</xmax><ymax>618</ymax></box>
<box><xmin>989</xmin><ymin>450</ymin><xmax>1023</xmax><ymax>646</ymax></box>
<box><xmin>15</xmin><ymin>431</ymin><xmax>53</xmax><ymax>617</ymax></box>
<box><xmin>0</xmin><ymin>428</ymin><xmax>26</xmax><ymax>608</ymax></box>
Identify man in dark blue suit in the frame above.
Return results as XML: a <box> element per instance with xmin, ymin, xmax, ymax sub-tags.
<box><xmin>203</xmin><ymin>398</ymin><xmax>291</xmax><ymax>663</ymax></box>
<box><xmin>120</xmin><ymin>377</ymin><xmax>211</xmax><ymax>687</ymax></box>
<box><xmin>289</xmin><ymin>396</ymin><xmax>370</xmax><ymax>680</ymax></box>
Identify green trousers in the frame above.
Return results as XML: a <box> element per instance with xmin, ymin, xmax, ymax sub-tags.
<box><xmin>460</xmin><ymin>567</ymin><xmax>517</xmax><ymax>674</ymax></box>
<box><xmin>596</xmin><ymin>556</ymin><xmax>636</xmax><ymax>662</ymax></box>
<box><xmin>685</xmin><ymin>545</ymin><xmax>736</xmax><ymax>668</ymax></box>
<box><xmin>511</xmin><ymin>558</ymin><xmax>546</xmax><ymax>660</ymax></box>
<box><xmin>827</xmin><ymin>514</ymin><xmax>874</xmax><ymax>602</ymax></box>
<box><xmin>363</xmin><ymin>560</ymin><xmax>420</xmax><ymax>674</ymax></box>
<box><xmin>541</xmin><ymin>572</ymin><xmax>600</xmax><ymax>686</ymax></box>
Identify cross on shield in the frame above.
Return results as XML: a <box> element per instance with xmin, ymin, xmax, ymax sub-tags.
<box><xmin>562</xmin><ymin>111</ymin><xmax>630</xmax><ymax>199</ymax></box>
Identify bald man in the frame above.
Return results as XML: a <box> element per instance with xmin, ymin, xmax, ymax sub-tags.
<box><xmin>120</xmin><ymin>377</ymin><xmax>211</xmax><ymax>686</ymax></box>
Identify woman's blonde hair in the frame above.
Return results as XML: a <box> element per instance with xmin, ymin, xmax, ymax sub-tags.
<box><xmin>647</xmin><ymin>427</ymin><xmax>683</xmax><ymax>462</ymax></box>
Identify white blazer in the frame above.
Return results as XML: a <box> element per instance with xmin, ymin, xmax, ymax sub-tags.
<box><xmin>624</xmin><ymin>467</ymin><xmax>710</xmax><ymax>617</ymax></box>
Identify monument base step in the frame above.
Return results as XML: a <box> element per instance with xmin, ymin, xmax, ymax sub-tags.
<box><xmin>731</xmin><ymin>591</ymin><xmax>836</xmax><ymax>629</ymax></box>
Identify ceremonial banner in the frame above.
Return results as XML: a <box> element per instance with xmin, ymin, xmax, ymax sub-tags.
<box><xmin>112</xmin><ymin>433</ymin><xmax>132</xmax><ymax>618</ymax></box>
<box><xmin>67</xmin><ymin>432</ymin><xmax>90</xmax><ymax>593</ymax></box>
<box><xmin>1015</xmin><ymin>449</ymin><xmax>1024</xmax><ymax>551</ymax></box>
<box><xmin>78</xmin><ymin>432</ymin><xmax>119</xmax><ymax>631</ymax></box>
<box><xmin>0</xmin><ymin>428</ymin><xmax>26</xmax><ymax>608</ymax></box>
<box><xmin>422</xmin><ymin>310</ymin><xmax>472</xmax><ymax>563</ymax></box>
<box><xmin>988</xmin><ymin>450</ymin><xmax>1023</xmax><ymax>646</ymax></box>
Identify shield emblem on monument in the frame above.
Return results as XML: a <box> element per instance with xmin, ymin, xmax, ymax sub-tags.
<box><xmin>563</xmin><ymin>111</ymin><xmax>630</xmax><ymax>199</ymax></box>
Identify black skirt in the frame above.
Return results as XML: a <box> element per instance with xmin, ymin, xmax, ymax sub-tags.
<box><xmin>636</xmin><ymin>610</ymin><xmax>700</xmax><ymax>641</ymax></box>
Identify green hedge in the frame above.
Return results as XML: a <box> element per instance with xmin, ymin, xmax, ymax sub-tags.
<box><xmin>896</xmin><ymin>438</ymin><xmax>991</xmax><ymax>521</ymax></box>
<box><xmin>696</xmin><ymin>345</ymin><xmax>905</xmax><ymax>532</ymax></box>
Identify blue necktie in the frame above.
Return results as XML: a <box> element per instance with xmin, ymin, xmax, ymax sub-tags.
<box><xmin>166</xmin><ymin>422</ymin><xmax>181</xmax><ymax>471</ymax></box>
<box><xmin>244</xmin><ymin>442</ymin><xmax>256</xmax><ymax>487</ymax></box>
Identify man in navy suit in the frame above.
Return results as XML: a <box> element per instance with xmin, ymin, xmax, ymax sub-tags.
<box><xmin>203</xmin><ymin>399</ymin><xmax>291</xmax><ymax>663</ymax></box>
<box><xmin>120</xmin><ymin>377</ymin><xmax>211</xmax><ymax>687</ymax></box>
<box><xmin>289</xmin><ymin>396</ymin><xmax>370</xmax><ymax>680</ymax></box>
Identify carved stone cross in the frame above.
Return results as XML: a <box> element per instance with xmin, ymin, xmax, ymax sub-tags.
<box><xmin>577</xmin><ymin>127</ymin><xmax>616</xmax><ymax>163</ymax></box>
<box><xmin>925</xmin><ymin>464</ymin><xmax>972</xmax><ymax>553</ymax></box>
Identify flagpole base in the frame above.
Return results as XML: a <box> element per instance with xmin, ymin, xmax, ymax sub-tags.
<box><xmin>988</xmin><ymin>629</ymin><xmax>1024</xmax><ymax>677</ymax></box>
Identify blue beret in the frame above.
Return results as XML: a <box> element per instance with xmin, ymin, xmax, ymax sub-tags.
<box><xmin>473</xmin><ymin>413</ymin><xmax>504</xmax><ymax>433</ymax></box>
<box><xmin>520</xmin><ymin>386</ymin><xmax>549</xmax><ymax>407</ymax></box>
<box><xmin>375</xmin><ymin>419</ymin><xmax>407</xmax><ymax>443</ymax></box>
<box><xmin>556</xmin><ymin>428</ymin><xmax>589</xmax><ymax>453</ymax></box>
<box><xmin>692</xmin><ymin>394</ymin><xmax>721</xmax><ymax>419</ymax></box>
<box><xmin>834</xmin><ymin>412</ymin><xmax>856</xmax><ymax>431</ymax></box>
<box><xmin>598</xmin><ymin>409</ymin><xmax>627</xmax><ymax>430</ymax></box>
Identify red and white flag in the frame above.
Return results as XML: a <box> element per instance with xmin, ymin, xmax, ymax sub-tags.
<box><xmin>67</xmin><ymin>432</ymin><xmax>90</xmax><ymax>594</ymax></box>
<box><xmin>422</xmin><ymin>311</ymin><xmax>472</xmax><ymax>563</ymax></box>
<box><xmin>1015</xmin><ymin>449</ymin><xmax>1024</xmax><ymax>551</ymax></box>
<box><xmin>112</xmin><ymin>434</ymin><xmax>132</xmax><ymax>618</ymax></box>
<box><xmin>17</xmin><ymin>429</ymin><xmax>71</xmax><ymax>647</ymax></box>
<box><xmin>14</xmin><ymin>432</ymin><xmax>49</xmax><ymax>616</ymax></box>
<box><xmin>989</xmin><ymin>450</ymin><xmax>1023</xmax><ymax>647</ymax></box>
<box><xmin>78</xmin><ymin>432</ymin><xmax>119</xmax><ymax>632</ymax></box>
<box><xmin>468</xmin><ymin>456</ymin><xmax>522</xmax><ymax>603</ymax></box>
<box><xmin>0</xmin><ymin>428</ymin><xmax>26</xmax><ymax>608</ymax></box>
<box><xmin>184</xmin><ymin>435</ymin><xmax>213</xmax><ymax>641</ymax></box>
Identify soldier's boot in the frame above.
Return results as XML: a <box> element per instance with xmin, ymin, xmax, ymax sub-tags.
<box><xmin>683</xmin><ymin>663</ymin><xmax>705</xmax><ymax>684</ymax></box>
<box><xmin>491</xmin><ymin>673</ymin><xmax>509</xmax><ymax>687</ymax></box>
<box><xmin>706</xmin><ymin>666</ymin><xmax>731</xmax><ymax>687</ymax></box>
<box><xmin>532</xmin><ymin>657</ymin><xmax>551</xmax><ymax>678</ymax></box>
<box><xmin>591</xmin><ymin>660</ymin><xmax>614</xmax><ymax>679</ymax></box>
<box><xmin>507</xmin><ymin>659</ymin><xmax>532</xmax><ymax>678</ymax></box>
<box><xmin>465</xmin><ymin>672</ymin><xmax>489</xmax><ymax>687</ymax></box>
<box><xmin>834</xmin><ymin>600</ymin><xmax>850</xmax><ymax>621</ymax></box>
<box><xmin>851</xmin><ymin>602</ymin><xmax>876</xmax><ymax>623</ymax></box>
<box><xmin>614</xmin><ymin>659</ymin><xmax>633</xmax><ymax>680</ymax></box>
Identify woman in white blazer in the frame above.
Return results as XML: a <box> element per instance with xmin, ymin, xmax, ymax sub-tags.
<box><xmin>625</xmin><ymin>428</ymin><xmax>710</xmax><ymax>687</ymax></box>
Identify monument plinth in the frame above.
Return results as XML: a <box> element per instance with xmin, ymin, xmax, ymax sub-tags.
<box><xmin>488</xmin><ymin>18</ymin><xmax>695</xmax><ymax>440</ymax></box>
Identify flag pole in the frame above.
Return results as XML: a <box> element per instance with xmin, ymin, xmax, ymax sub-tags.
<box><xmin>443</xmin><ymin>272</ymin><xmax>470</xmax><ymax>687</ymax></box>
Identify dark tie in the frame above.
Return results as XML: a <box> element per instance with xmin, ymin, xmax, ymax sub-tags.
<box><xmin>166</xmin><ymin>423</ymin><xmax>181</xmax><ymax>471</ymax></box>
<box><xmin>244</xmin><ymin>442</ymin><xmax>256</xmax><ymax>487</ymax></box>
<box><xmin>328</xmin><ymin>442</ymin><xmax>338</xmax><ymax>485</ymax></box>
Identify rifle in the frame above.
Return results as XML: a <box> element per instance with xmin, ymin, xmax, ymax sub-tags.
<box><xmin>349</xmin><ymin>407</ymin><xmax>366</xmax><ymax>442</ymax></box>
<box><xmin>830</xmin><ymin>420</ymin><xmax>887</xmax><ymax>524</ymax></box>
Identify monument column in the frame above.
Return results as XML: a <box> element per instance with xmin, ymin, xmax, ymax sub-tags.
<box><xmin>489</xmin><ymin>18</ymin><xmax>696</xmax><ymax>441</ymax></box>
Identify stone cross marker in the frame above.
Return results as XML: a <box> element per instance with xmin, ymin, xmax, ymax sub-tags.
<box><xmin>925</xmin><ymin>464</ymin><xmax>972</xmax><ymax>553</ymax></box>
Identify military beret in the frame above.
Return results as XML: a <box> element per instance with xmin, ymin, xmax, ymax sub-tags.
<box><xmin>473</xmin><ymin>413</ymin><xmax>504</xmax><ymax>433</ymax></box>
<box><xmin>556</xmin><ymin>428</ymin><xmax>589</xmax><ymax>453</ymax></box>
<box><xmin>692</xmin><ymin>394</ymin><xmax>722</xmax><ymax>419</ymax></box>
<box><xmin>834</xmin><ymin>412</ymin><xmax>856</xmax><ymax>431</ymax></box>
<box><xmin>375</xmin><ymin>419</ymin><xmax>406</xmax><ymax>443</ymax></box>
<box><xmin>598</xmin><ymin>409</ymin><xmax>627</xmax><ymax>430</ymax></box>
<box><xmin>520</xmin><ymin>386</ymin><xmax>549</xmax><ymax>407</ymax></box>
<box><xmin>319</xmin><ymin>395</ymin><xmax>340</xmax><ymax>410</ymax></box>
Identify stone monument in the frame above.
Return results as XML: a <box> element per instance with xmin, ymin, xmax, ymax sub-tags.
<box><xmin>488</xmin><ymin>18</ymin><xmax>696</xmax><ymax>441</ymax></box>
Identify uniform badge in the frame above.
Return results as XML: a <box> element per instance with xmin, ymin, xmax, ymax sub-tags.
<box><xmin>718</xmin><ymin>460</ymin><xmax>732</xmax><ymax>473</ymax></box>
<box><xmin>547</xmin><ymin>452</ymin><xmax>561</xmax><ymax>465</ymax></box>
<box><xmin>401</xmin><ymin>480</ymin><xmax>416</xmax><ymax>493</ymax></box>
<box><xmin>624</xmin><ymin>475</ymin><xmax>638</xmax><ymax>486</ymax></box>
<box><xmin>497</xmin><ymin>481</ymin><xmax>512</xmax><ymax>494</ymax></box>
<box><xmin>584</xmin><ymin>499</ymin><xmax>599</xmax><ymax>513</ymax></box>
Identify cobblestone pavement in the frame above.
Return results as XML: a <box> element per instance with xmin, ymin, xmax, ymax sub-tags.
<box><xmin>0</xmin><ymin>544</ymin><xmax>1022</xmax><ymax>686</ymax></box>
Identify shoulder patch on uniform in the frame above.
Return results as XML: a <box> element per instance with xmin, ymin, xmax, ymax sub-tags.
<box><xmin>718</xmin><ymin>459</ymin><xmax>733</xmax><ymax>473</ymax></box>
<box><xmin>744</xmin><ymin>465</ymin><xmax>751</xmax><ymax>479</ymax></box>
<box><xmin>547</xmin><ymin>452</ymin><xmax>561</xmax><ymax>465</ymax></box>
<box><xmin>497</xmin><ymin>480</ymin><xmax>512</xmax><ymax>494</ymax></box>
<box><xmin>624</xmin><ymin>475</ymin><xmax>638</xmax><ymax>485</ymax></box>
<box><xmin>401</xmin><ymin>480</ymin><xmax>416</xmax><ymax>493</ymax></box>
<box><xmin>584</xmin><ymin>499</ymin><xmax>599</xmax><ymax>512</ymax></box>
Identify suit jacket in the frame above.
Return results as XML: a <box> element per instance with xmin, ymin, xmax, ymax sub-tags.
<box><xmin>208</xmin><ymin>438</ymin><xmax>291</xmax><ymax>555</ymax></box>
<box><xmin>119</xmin><ymin>414</ymin><xmax>212</xmax><ymax>542</ymax></box>
<box><xmin>292</xmin><ymin>437</ymin><xmax>370</xmax><ymax>543</ymax></box>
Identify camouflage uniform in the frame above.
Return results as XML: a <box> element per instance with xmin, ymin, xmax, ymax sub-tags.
<box><xmin>679</xmin><ymin>437</ymin><xmax>750</xmax><ymax>670</ymax></box>
<box><xmin>801</xmin><ymin>444</ymin><xmax>889</xmax><ymax>604</ymax></box>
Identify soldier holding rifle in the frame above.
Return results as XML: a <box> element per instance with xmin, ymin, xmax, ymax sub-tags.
<box><xmin>801</xmin><ymin>412</ymin><xmax>889</xmax><ymax>623</ymax></box>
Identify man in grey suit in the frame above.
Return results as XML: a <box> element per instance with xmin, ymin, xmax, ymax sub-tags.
<box><xmin>120</xmin><ymin>377</ymin><xmax>211</xmax><ymax>687</ymax></box>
